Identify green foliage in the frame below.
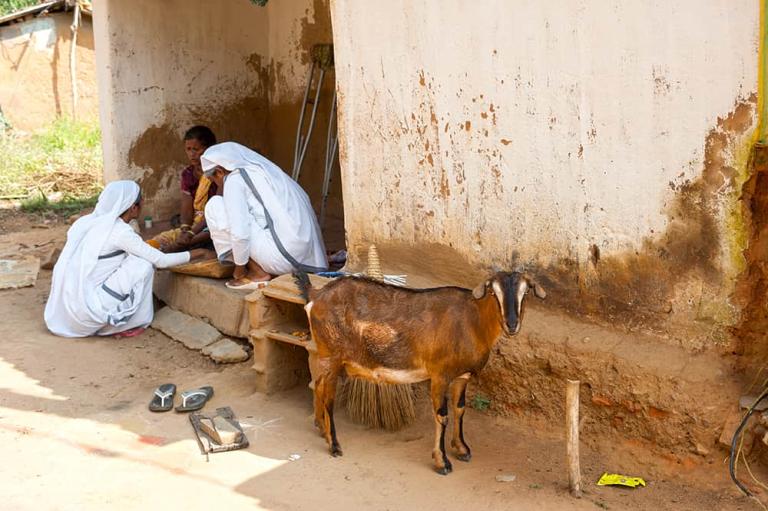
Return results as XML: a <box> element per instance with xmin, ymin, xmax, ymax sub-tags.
<box><xmin>470</xmin><ymin>393</ymin><xmax>491</xmax><ymax>411</ymax></box>
<box><xmin>0</xmin><ymin>0</ymin><xmax>40</xmax><ymax>16</ymax></box>
<box><xmin>0</xmin><ymin>117</ymin><xmax>102</xmax><ymax>213</ymax></box>
<box><xmin>20</xmin><ymin>192</ymin><xmax>99</xmax><ymax>216</ymax></box>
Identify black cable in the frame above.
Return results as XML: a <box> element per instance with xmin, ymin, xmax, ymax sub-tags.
<box><xmin>730</xmin><ymin>386</ymin><xmax>768</xmax><ymax>496</ymax></box>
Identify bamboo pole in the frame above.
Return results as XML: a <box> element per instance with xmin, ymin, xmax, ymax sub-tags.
<box><xmin>69</xmin><ymin>1</ymin><xmax>81</xmax><ymax>119</ymax></box>
<box><xmin>566</xmin><ymin>379</ymin><xmax>582</xmax><ymax>497</ymax></box>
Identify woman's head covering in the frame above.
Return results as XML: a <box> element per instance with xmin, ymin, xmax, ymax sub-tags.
<box><xmin>201</xmin><ymin>141</ymin><xmax>260</xmax><ymax>177</ymax></box>
<box><xmin>44</xmin><ymin>180</ymin><xmax>141</xmax><ymax>335</ymax></box>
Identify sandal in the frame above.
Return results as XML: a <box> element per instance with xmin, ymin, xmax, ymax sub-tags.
<box><xmin>175</xmin><ymin>386</ymin><xmax>214</xmax><ymax>412</ymax></box>
<box><xmin>148</xmin><ymin>383</ymin><xmax>176</xmax><ymax>412</ymax></box>
<box><xmin>225</xmin><ymin>279</ymin><xmax>270</xmax><ymax>290</ymax></box>
<box><xmin>113</xmin><ymin>327</ymin><xmax>146</xmax><ymax>338</ymax></box>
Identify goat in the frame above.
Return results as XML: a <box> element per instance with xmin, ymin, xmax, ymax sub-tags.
<box><xmin>294</xmin><ymin>271</ymin><xmax>546</xmax><ymax>475</ymax></box>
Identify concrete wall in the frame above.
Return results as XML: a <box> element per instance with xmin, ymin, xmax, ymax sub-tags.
<box><xmin>330</xmin><ymin>0</ymin><xmax>759</xmax><ymax>348</ymax></box>
<box><xmin>93</xmin><ymin>0</ymin><xmax>339</xmax><ymax>222</ymax></box>
<box><xmin>0</xmin><ymin>12</ymin><xmax>97</xmax><ymax>130</ymax></box>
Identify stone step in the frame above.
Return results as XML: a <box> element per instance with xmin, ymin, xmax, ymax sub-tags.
<box><xmin>154</xmin><ymin>271</ymin><xmax>250</xmax><ymax>338</ymax></box>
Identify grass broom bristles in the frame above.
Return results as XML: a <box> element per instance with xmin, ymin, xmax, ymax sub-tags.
<box><xmin>343</xmin><ymin>377</ymin><xmax>416</xmax><ymax>431</ymax></box>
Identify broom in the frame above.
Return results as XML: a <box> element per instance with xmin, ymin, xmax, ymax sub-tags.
<box><xmin>341</xmin><ymin>244</ymin><xmax>417</xmax><ymax>431</ymax></box>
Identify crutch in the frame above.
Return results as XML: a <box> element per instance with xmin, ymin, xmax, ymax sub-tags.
<box><xmin>292</xmin><ymin>44</ymin><xmax>334</xmax><ymax>182</ymax></box>
<box><xmin>319</xmin><ymin>91</ymin><xmax>338</xmax><ymax>228</ymax></box>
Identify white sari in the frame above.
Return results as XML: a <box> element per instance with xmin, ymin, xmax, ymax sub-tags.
<box><xmin>201</xmin><ymin>142</ymin><xmax>327</xmax><ymax>274</ymax></box>
<box><xmin>44</xmin><ymin>181</ymin><xmax>189</xmax><ymax>337</ymax></box>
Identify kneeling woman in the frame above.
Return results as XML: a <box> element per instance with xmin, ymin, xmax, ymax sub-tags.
<box><xmin>44</xmin><ymin>181</ymin><xmax>206</xmax><ymax>338</ymax></box>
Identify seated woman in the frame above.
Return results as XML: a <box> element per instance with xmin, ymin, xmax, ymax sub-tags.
<box><xmin>200</xmin><ymin>142</ymin><xmax>328</xmax><ymax>290</ymax></box>
<box><xmin>148</xmin><ymin>125</ymin><xmax>219</xmax><ymax>252</ymax></box>
<box><xmin>44</xmin><ymin>181</ymin><xmax>207</xmax><ymax>338</ymax></box>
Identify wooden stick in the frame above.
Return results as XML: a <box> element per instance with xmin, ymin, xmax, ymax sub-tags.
<box><xmin>566</xmin><ymin>379</ymin><xmax>582</xmax><ymax>497</ymax></box>
<box><xmin>69</xmin><ymin>1</ymin><xmax>81</xmax><ymax>119</ymax></box>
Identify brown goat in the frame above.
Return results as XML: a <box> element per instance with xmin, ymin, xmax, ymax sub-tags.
<box><xmin>294</xmin><ymin>271</ymin><xmax>546</xmax><ymax>475</ymax></box>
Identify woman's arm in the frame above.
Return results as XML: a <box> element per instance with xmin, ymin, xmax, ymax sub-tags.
<box><xmin>115</xmin><ymin>224</ymin><xmax>190</xmax><ymax>268</ymax></box>
<box><xmin>179</xmin><ymin>193</ymin><xmax>194</xmax><ymax>228</ymax></box>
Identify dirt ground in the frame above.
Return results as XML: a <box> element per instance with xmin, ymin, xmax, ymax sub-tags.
<box><xmin>0</xmin><ymin>215</ymin><xmax>761</xmax><ymax>511</ymax></box>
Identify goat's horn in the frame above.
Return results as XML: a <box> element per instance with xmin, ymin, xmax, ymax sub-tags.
<box><xmin>532</xmin><ymin>281</ymin><xmax>547</xmax><ymax>299</ymax></box>
<box><xmin>472</xmin><ymin>281</ymin><xmax>487</xmax><ymax>299</ymax></box>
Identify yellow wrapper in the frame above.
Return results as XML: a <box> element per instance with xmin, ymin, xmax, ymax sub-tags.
<box><xmin>597</xmin><ymin>473</ymin><xmax>646</xmax><ymax>488</ymax></box>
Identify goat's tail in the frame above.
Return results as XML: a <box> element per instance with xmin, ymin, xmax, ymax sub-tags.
<box><xmin>293</xmin><ymin>271</ymin><xmax>313</xmax><ymax>303</ymax></box>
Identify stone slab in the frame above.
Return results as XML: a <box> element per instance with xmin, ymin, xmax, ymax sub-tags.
<box><xmin>154</xmin><ymin>271</ymin><xmax>249</xmax><ymax>338</ymax></box>
<box><xmin>202</xmin><ymin>338</ymin><xmax>249</xmax><ymax>363</ymax></box>
<box><xmin>0</xmin><ymin>257</ymin><xmax>40</xmax><ymax>289</ymax></box>
<box><xmin>152</xmin><ymin>307</ymin><xmax>221</xmax><ymax>350</ymax></box>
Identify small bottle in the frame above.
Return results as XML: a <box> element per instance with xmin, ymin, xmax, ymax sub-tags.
<box><xmin>144</xmin><ymin>216</ymin><xmax>153</xmax><ymax>229</ymax></box>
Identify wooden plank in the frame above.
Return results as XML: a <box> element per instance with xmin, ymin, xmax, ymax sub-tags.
<box><xmin>262</xmin><ymin>287</ymin><xmax>307</xmax><ymax>305</ymax></box>
<box><xmin>261</xmin><ymin>273</ymin><xmax>334</xmax><ymax>305</ymax></box>
<box><xmin>264</xmin><ymin>330</ymin><xmax>312</xmax><ymax>348</ymax></box>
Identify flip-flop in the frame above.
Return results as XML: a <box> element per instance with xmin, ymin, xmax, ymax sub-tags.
<box><xmin>225</xmin><ymin>279</ymin><xmax>270</xmax><ymax>290</ymax></box>
<box><xmin>175</xmin><ymin>386</ymin><xmax>214</xmax><ymax>412</ymax></box>
<box><xmin>148</xmin><ymin>383</ymin><xmax>176</xmax><ymax>412</ymax></box>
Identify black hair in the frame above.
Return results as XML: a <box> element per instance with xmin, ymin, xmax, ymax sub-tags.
<box><xmin>184</xmin><ymin>125</ymin><xmax>217</xmax><ymax>148</ymax></box>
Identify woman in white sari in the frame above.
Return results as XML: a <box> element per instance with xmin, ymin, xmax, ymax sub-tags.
<box><xmin>44</xmin><ymin>180</ymin><xmax>206</xmax><ymax>338</ymax></box>
<box><xmin>201</xmin><ymin>142</ymin><xmax>327</xmax><ymax>289</ymax></box>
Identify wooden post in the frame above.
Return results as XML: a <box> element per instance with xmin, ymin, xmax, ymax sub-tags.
<box><xmin>566</xmin><ymin>379</ymin><xmax>582</xmax><ymax>497</ymax></box>
<box><xmin>69</xmin><ymin>1</ymin><xmax>81</xmax><ymax>119</ymax></box>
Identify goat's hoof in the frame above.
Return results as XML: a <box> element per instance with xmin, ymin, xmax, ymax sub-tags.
<box><xmin>331</xmin><ymin>446</ymin><xmax>343</xmax><ymax>457</ymax></box>
<box><xmin>456</xmin><ymin>453</ymin><xmax>472</xmax><ymax>462</ymax></box>
<box><xmin>434</xmin><ymin>462</ymin><xmax>453</xmax><ymax>475</ymax></box>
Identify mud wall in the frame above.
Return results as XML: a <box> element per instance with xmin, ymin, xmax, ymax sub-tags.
<box><xmin>93</xmin><ymin>0</ymin><xmax>338</xmax><ymax>221</ymax></box>
<box><xmin>331</xmin><ymin>0</ymin><xmax>759</xmax><ymax>349</ymax></box>
<box><xmin>0</xmin><ymin>12</ymin><xmax>98</xmax><ymax>130</ymax></box>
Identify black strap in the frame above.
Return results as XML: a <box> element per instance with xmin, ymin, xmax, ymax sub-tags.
<box><xmin>237</xmin><ymin>168</ymin><xmax>326</xmax><ymax>274</ymax></box>
<box><xmin>98</xmin><ymin>250</ymin><xmax>125</xmax><ymax>260</ymax></box>
<box><xmin>101</xmin><ymin>283</ymin><xmax>129</xmax><ymax>302</ymax></box>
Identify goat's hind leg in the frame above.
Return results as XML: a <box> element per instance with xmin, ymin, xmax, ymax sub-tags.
<box><xmin>450</xmin><ymin>376</ymin><xmax>471</xmax><ymax>462</ymax></box>
<box><xmin>315</xmin><ymin>361</ymin><xmax>343</xmax><ymax>457</ymax></box>
<box><xmin>430</xmin><ymin>378</ymin><xmax>452</xmax><ymax>475</ymax></box>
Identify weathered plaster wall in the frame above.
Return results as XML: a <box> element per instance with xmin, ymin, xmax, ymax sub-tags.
<box><xmin>331</xmin><ymin>0</ymin><xmax>759</xmax><ymax>348</ymax></box>
<box><xmin>0</xmin><ymin>12</ymin><xmax>97</xmax><ymax>130</ymax></box>
<box><xmin>94</xmin><ymin>0</ymin><xmax>339</xmax><ymax>222</ymax></box>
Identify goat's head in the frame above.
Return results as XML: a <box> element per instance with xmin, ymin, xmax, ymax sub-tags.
<box><xmin>472</xmin><ymin>271</ymin><xmax>546</xmax><ymax>335</ymax></box>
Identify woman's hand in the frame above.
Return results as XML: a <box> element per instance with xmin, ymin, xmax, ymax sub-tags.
<box><xmin>176</xmin><ymin>230</ymin><xmax>194</xmax><ymax>247</ymax></box>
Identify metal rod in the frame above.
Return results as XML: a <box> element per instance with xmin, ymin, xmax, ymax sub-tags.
<box><xmin>294</xmin><ymin>68</ymin><xmax>325</xmax><ymax>183</ymax></box>
<box><xmin>293</xmin><ymin>64</ymin><xmax>316</xmax><ymax>180</ymax></box>
<box><xmin>320</xmin><ymin>92</ymin><xmax>338</xmax><ymax>227</ymax></box>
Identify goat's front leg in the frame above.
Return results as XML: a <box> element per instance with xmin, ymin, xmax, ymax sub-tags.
<box><xmin>430</xmin><ymin>378</ymin><xmax>452</xmax><ymax>475</ymax></box>
<box><xmin>449</xmin><ymin>376</ymin><xmax>471</xmax><ymax>462</ymax></box>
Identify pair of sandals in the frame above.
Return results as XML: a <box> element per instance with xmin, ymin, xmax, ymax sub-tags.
<box><xmin>149</xmin><ymin>383</ymin><xmax>214</xmax><ymax>412</ymax></box>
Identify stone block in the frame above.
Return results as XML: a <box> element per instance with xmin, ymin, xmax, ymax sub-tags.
<box><xmin>202</xmin><ymin>338</ymin><xmax>249</xmax><ymax>363</ymax></box>
<box><xmin>152</xmin><ymin>307</ymin><xmax>221</xmax><ymax>350</ymax></box>
<box><xmin>154</xmin><ymin>271</ymin><xmax>249</xmax><ymax>338</ymax></box>
<box><xmin>0</xmin><ymin>257</ymin><xmax>40</xmax><ymax>289</ymax></box>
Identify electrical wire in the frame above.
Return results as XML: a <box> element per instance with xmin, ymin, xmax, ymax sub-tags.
<box><xmin>730</xmin><ymin>386</ymin><xmax>768</xmax><ymax>498</ymax></box>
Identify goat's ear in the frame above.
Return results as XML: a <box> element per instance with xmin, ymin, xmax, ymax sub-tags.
<box><xmin>532</xmin><ymin>281</ymin><xmax>547</xmax><ymax>299</ymax></box>
<box><xmin>472</xmin><ymin>281</ymin><xmax>488</xmax><ymax>299</ymax></box>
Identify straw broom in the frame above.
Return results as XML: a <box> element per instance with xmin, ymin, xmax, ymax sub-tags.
<box><xmin>341</xmin><ymin>245</ymin><xmax>417</xmax><ymax>431</ymax></box>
